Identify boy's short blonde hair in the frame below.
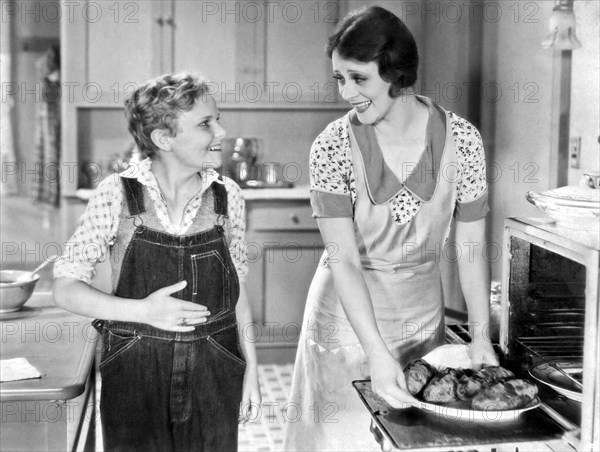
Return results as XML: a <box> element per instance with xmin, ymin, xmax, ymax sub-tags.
<box><xmin>124</xmin><ymin>73</ymin><xmax>210</xmax><ymax>158</ymax></box>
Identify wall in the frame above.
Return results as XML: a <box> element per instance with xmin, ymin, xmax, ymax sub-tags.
<box><xmin>480</xmin><ymin>0</ymin><xmax>557</xmax><ymax>280</ymax></box>
<box><xmin>1</xmin><ymin>0</ymin><xmax>17</xmax><ymax>194</ymax></box>
<box><xmin>480</xmin><ymin>0</ymin><xmax>599</xmax><ymax>280</ymax></box>
<box><xmin>569</xmin><ymin>0</ymin><xmax>600</xmax><ymax>185</ymax></box>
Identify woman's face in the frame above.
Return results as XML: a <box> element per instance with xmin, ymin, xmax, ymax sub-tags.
<box><xmin>332</xmin><ymin>50</ymin><xmax>395</xmax><ymax>125</ymax></box>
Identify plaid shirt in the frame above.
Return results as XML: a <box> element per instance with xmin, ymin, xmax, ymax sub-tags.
<box><xmin>54</xmin><ymin>158</ymin><xmax>248</xmax><ymax>284</ymax></box>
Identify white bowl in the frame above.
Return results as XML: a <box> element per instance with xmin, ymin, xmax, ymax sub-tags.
<box><xmin>526</xmin><ymin>190</ymin><xmax>600</xmax><ymax>230</ymax></box>
<box><xmin>0</xmin><ymin>270</ymin><xmax>40</xmax><ymax>313</ymax></box>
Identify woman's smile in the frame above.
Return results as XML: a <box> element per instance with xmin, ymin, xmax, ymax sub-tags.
<box><xmin>352</xmin><ymin>100</ymin><xmax>372</xmax><ymax>113</ymax></box>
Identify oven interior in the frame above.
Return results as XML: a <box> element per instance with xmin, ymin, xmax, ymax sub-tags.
<box><xmin>501</xmin><ymin>236</ymin><xmax>585</xmax><ymax>432</ymax></box>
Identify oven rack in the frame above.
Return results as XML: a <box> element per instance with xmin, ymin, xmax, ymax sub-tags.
<box><xmin>446</xmin><ymin>325</ymin><xmax>584</xmax><ymax>391</ymax></box>
<box><xmin>445</xmin><ymin>323</ymin><xmax>471</xmax><ymax>344</ymax></box>
<box><xmin>515</xmin><ymin>336</ymin><xmax>584</xmax><ymax>390</ymax></box>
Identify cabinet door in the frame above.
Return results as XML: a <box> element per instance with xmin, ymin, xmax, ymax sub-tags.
<box><xmin>265</xmin><ymin>0</ymin><xmax>339</xmax><ymax>103</ymax></box>
<box><xmin>86</xmin><ymin>1</ymin><xmax>162</xmax><ymax>93</ymax></box>
<box><xmin>170</xmin><ymin>1</ymin><xmax>240</xmax><ymax>91</ymax></box>
<box><xmin>170</xmin><ymin>0</ymin><xmax>340</xmax><ymax>104</ymax></box>
<box><xmin>263</xmin><ymin>241</ymin><xmax>321</xmax><ymax>337</ymax></box>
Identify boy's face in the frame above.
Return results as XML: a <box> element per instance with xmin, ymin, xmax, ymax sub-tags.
<box><xmin>167</xmin><ymin>94</ymin><xmax>225</xmax><ymax>171</ymax></box>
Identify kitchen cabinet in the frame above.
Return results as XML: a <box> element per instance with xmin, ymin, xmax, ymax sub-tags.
<box><xmin>61</xmin><ymin>1</ymin><xmax>342</xmax><ymax>196</ymax></box>
<box><xmin>63</xmin><ymin>0</ymin><xmax>340</xmax><ymax>98</ymax></box>
<box><xmin>165</xmin><ymin>0</ymin><xmax>340</xmax><ymax>102</ymax></box>
<box><xmin>0</xmin><ymin>293</ymin><xmax>98</xmax><ymax>452</ymax></box>
<box><xmin>243</xmin><ymin>192</ymin><xmax>322</xmax><ymax>363</ymax></box>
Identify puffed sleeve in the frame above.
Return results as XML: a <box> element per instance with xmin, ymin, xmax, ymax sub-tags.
<box><xmin>453</xmin><ymin>118</ymin><xmax>489</xmax><ymax>222</ymax></box>
<box><xmin>309</xmin><ymin>119</ymin><xmax>353</xmax><ymax>218</ymax></box>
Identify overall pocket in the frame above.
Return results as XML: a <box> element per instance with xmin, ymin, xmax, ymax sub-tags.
<box><xmin>99</xmin><ymin>330</ymin><xmax>141</xmax><ymax>371</ymax></box>
<box><xmin>191</xmin><ymin>250</ymin><xmax>230</xmax><ymax>320</ymax></box>
<box><xmin>207</xmin><ymin>326</ymin><xmax>246</xmax><ymax>368</ymax></box>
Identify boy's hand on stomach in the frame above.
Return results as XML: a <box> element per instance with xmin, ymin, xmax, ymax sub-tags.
<box><xmin>142</xmin><ymin>280</ymin><xmax>210</xmax><ymax>332</ymax></box>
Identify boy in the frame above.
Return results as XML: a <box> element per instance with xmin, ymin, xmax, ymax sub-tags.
<box><xmin>54</xmin><ymin>72</ymin><xmax>260</xmax><ymax>451</ymax></box>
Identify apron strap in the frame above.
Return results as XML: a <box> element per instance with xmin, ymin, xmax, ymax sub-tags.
<box><xmin>121</xmin><ymin>177</ymin><xmax>145</xmax><ymax>216</ymax></box>
<box><xmin>211</xmin><ymin>177</ymin><xmax>228</xmax><ymax>218</ymax></box>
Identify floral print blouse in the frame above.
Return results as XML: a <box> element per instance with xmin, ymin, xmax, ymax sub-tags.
<box><xmin>309</xmin><ymin>96</ymin><xmax>489</xmax><ymax>225</ymax></box>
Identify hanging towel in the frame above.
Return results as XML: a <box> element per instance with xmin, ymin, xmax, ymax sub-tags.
<box><xmin>32</xmin><ymin>44</ymin><xmax>61</xmax><ymax>206</ymax></box>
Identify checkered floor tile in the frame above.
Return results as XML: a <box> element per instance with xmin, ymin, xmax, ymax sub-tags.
<box><xmin>238</xmin><ymin>364</ymin><xmax>294</xmax><ymax>451</ymax></box>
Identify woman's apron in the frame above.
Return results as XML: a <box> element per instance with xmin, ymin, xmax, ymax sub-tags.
<box><xmin>284</xmin><ymin>109</ymin><xmax>459</xmax><ymax>451</ymax></box>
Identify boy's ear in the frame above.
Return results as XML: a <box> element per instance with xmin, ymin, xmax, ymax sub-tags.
<box><xmin>150</xmin><ymin>129</ymin><xmax>173</xmax><ymax>152</ymax></box>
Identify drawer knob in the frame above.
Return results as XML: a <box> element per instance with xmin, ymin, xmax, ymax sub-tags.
<box><xmin>290</xmin><ymin>214</ymin><xmax>300</xmax><ymax>224</ymax></box>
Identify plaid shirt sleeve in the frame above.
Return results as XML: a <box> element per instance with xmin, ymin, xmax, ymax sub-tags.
<box><xmin>54</xmin><ymin>175</ymin><xmax>123</xmax><ymax>284</ymax></box>
<box><xmin>223</xmin><ymin>178</ymin><xmax>248</xmax><ymax>282</ymax></box>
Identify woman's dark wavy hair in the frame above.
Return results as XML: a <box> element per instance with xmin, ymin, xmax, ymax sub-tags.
<box><xmin>326</xmin><ymin>6</ymin><xmax>418</xmax><ymax>97</ymax></box>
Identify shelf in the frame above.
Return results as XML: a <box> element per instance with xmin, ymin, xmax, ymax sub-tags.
<box><xmin>74</xmin><ymin>101</ymin><xmax>350</xmax><ymax>112</ymax></box>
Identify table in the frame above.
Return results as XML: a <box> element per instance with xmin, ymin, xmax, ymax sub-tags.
<box><xmin>0</xmin><ymin>292</ymin><xmax>98</xmax><ymax>451</ymax></box>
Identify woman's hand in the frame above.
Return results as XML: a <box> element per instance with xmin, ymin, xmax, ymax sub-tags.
<box><xmin>369</xmin><ymin>350</ymin><xmax>417</xmax><ymax>409</ymax></box>
<box><xmin>239</xmin><ymin>365</ymin><xmax>261</xmax><ymax>425</ymax></box>
<box><xmin>469</xmin><ymin>337</ymin><xmax>499</xmax><ymax>370</ymax></box>
<box><xmin>142</xmin><ymin>280</ymin><xmax>210</xmax><ymax>332</ymax></box>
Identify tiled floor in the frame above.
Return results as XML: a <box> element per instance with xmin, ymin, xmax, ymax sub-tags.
<box><xmin>95</xmin><ymin>364</ymin><xmax>294</xmax><ymax>452</ymax></box>
<box><xmin>238</xmin><ymin>364</ymin><xmax>294</xmax><ymax>451</ymax></box>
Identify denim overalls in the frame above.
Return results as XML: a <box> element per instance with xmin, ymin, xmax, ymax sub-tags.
<box><xmin>93</xmin><ymin>177</ymin><xmax>245</xmax><ymax>452</ymax></box>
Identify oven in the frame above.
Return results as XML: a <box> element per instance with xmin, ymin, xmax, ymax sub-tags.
<box><xmin>355</xmin><ymin>217</ymin><xmax>599</xmax><ymax>451</ymax></box>
<box><xmin>499</xmin><ymin>217</ymin><xmax>598</xmax><ymax>451</ymax></box>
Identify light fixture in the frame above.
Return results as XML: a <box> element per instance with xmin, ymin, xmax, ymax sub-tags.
<box><xmin>542</xmin><ymin>0</ymin><xmax>582</xmax><ymax>50</ymax></box>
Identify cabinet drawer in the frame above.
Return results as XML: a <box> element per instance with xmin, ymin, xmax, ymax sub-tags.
<box><xmin>248</xmin><ymin>204</ymin><xmax>317</xmax><ymax>231</ymax></box>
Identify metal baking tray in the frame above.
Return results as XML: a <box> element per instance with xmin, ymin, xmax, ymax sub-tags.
<box><xmin>353</xmin><ymin>380</ymin><xmax>567</xmax><ymax>450</ymax></box>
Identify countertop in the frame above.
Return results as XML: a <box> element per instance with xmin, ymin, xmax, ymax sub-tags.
<box><xmin>0</xmin><ymin>292</ymin><xmax>98</xmax><ymax>402</ymax></box>
<box><xmin>242</xmin><ymin>186</ymin><xmax>310</xmax><ymax>201</ymax></box>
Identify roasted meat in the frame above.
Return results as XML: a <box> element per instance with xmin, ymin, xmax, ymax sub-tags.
<box><xmin>456</xmin><ymin>366</ymin><xmax>515</xmax><ymax>400</ymax></box>
<box><xmin>408</xmin><ymin>356</ymin><xmax>537</xmax><ymax>410</ymax></box>
<box><xmin>422</xmin><ymin>368</ymin><xmax>464</xmax><ymax>403</ymax></box>
<box><xmin>404</xmin><ymin>359</ymin><xmax>436</xmax><ymax>396</ymax></box>
<box><xmin>471</xmin><ymin>378</ymin><xmax>539</xmax><ymax>410</ymax></box>
<box><xmin>476</xmin><ymin>366</ymin><xmax>515</xmax><ymax>385</ymax></box>
<box><xmin>455</xmin><ymin>369</ymin><xmax>483</xmax><ymax>400</ymax></box>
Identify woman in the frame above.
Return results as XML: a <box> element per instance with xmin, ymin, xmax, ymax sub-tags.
<box><xmin>54</xmin><ymin>73</ymin><xmax>260</xmax><ymax>451</ymax></box>
<box><xmin>284</xmin><ymin>6</ymin><xmax>498</xmax><ymax>451</ymax></box>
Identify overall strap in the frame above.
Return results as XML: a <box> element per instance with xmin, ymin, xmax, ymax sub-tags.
<box><xmin>121</xmin><ymin>177</ymin><xmax>146</xmax><ymax>216</ymax></box>
<box><xmin>211</xmin><ymin>177</ymin><xmax>228</xmax><ymax>217</ymax></box>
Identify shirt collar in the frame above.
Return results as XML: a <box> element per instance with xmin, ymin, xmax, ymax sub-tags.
<box><xmin>118</xmin><ymin>158</ymin><xmax>224</xmax><ymax>192</ymax></box>
<box><xmin>349</xmin><ymin>95</ymin><xmax>447</xmax><ymax>204</ymax></box>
